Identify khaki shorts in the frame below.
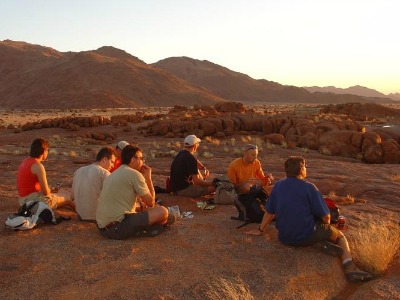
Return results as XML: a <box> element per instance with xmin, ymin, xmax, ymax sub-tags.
<box><xmin>176</xmin><ymin>184</ymin><xmax>210</xmax><ymax>198</ymax></box>
<box><xmin>19</xmin><ymin>192</ymin><xmax>61</xmax><ymax>209</ymax></box>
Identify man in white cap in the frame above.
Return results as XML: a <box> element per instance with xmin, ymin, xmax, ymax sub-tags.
<box><xmin>110</xmin><ymin>141</ymin><xmax>129</xmax><ymax>172</ymax></box>
<box><xmin>169</xmin><ymin>135</ymin><xmax>215</xmax><ymax>197</ymax></box>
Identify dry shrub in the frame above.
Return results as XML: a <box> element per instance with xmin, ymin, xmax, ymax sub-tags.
<box><xmin>390</xmin><ymin>174</ymin><xmax>400</xmax><ymax>182</ymax></box>
<box><xmin>205</xmin><ymin>278</ymin><xmax>253</xmax><ymax>300</ymax></box>
<box><xmin>350</xmin><ymin>215</ymin><xmax>400</xmax><ymax>275</ymax></box>
<box><xmin>204</xmin><ymin>136</ymin><xmax>221</xmax><ymax>146</ymax></box>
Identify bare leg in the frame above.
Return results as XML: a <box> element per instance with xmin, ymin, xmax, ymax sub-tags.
<box><xmin>147</xmin><ymin>205</ymin><xmax>168</xmax><ymax>225</ymax></box>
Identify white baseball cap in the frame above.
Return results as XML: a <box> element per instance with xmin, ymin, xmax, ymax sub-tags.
<box><xmin>184</xmin><ymin>135</ymin><xmax>201</xmax><ymax>146</ymax></box>
<box><xmin>116</xmin><ymin>141</ymin><xmax>129</xmax><ymax>150</ymax></box>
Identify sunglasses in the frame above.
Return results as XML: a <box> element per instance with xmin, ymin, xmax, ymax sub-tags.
<box><xmin>245</xmin><ymin>144</ymin><xmax>258</xmax><ymax>151</ymax></box>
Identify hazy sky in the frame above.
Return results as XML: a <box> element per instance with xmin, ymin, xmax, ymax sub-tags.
<box><xmin>1</xmin><ymin>0</ymin><xmax>399</xmax><ymax>94</ymax></box>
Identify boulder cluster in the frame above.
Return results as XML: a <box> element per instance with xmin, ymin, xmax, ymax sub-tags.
<box><xmin>143</xmin><ymin>103</ymin><xmax>400</xmax><ymax>164</ymax></box>
<box><xmin>10</xmin><ymin>116</ymin><xmax>111</xmax><ymax>132</ymax></box>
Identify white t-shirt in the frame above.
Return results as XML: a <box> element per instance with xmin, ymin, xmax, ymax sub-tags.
<box><xmin>72</xmin><ymin>163</ymin><xmax>110</xmax><ymax>220</ymax></box>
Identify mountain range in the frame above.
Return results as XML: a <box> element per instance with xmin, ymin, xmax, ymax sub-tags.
<box><xmin>0</xmin><ymin>40</ymin><xmax>397</xmax><ymax>109</ymax></box>
<box><xmin>303</xmin><ymin>85</ymin><xmax>400</xmax><ymax>101</ymax></box>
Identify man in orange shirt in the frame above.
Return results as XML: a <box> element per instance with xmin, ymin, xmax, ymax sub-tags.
<box><xmin>227</xmin><ymin>144</ymin><xmax>273</xmax><ymax>194</ymax></box>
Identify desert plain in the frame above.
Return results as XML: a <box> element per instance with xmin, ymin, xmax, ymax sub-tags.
<box><xmin>0</xmin><ymin>103</ymin><xmax>399</xmax><ymax>299</ymax></box>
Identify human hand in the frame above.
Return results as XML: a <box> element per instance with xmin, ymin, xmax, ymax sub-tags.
<box><xmin>140</xmin><ymin>164</ymin><xmax>152</xmax><ymax>178</ymax></box>
<box><xmin>245</xmin><ymin>229</ymin><xmax>263</xmax><ymax>236</ymax></box>
<box><xmin>203</xmin><ymin>168</ymin><xmax>210</xmax><ymax>178</ymax></box>
<box><xmin>265</xmin><ymin>173</ymin><xmax>274</xmax><ymax>185</ymax></box>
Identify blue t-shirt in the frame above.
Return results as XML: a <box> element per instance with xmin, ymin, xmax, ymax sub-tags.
<box><xmin>265</xmin><ymin>177</ymin><xmax>329</xmax><ymax>245</ymax></box>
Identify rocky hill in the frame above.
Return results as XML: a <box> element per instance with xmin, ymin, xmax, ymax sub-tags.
<box><xmin>0</xmin><ymin>40</ymin><xmax>224</xmax><ymax>109</ymax></box>
<box><xmin>304</xmin><ymin>85</ymin><xmax>400</xmax><ymax>101</ymax></box>
<box><xmin>152</xmin><ymin>57</ymin><xmax>394</xmax><ymax>105</ymax></box>
<box><xmin>0</xmin><ymin>40</ymin><xmax>397</xmax><ymax>109</ymax></box>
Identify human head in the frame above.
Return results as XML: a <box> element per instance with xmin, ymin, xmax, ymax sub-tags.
<box><xmin>121</xmin><ymin>145</ymin><xmax>145</xmax><ymax>170</ymax></box>
<box><xmin>115</xmin><ymin>141</ymin><xmax>129</xmax><ymax>158</ymax></box>
<box><xmin>285</xmin><ymin>156</ymin><xmax>306</xmax><ymax>178</ymax></box>
<box><xmin>30</xmin><ymin>138</ymin><xmax>49</xmax><ymax>158</ymax></box>
<box><xmin>242</xmin><ymin>144</ymin><xmax>258</xmax><ymax>164</ymax></box>
<box><xmin>96</xmin><ymin>147</ymin><xmax>116</xmax><ymax>171</ymax></box>
<box><xmin>184</xmin><ymin>135</ymin><xmax>201</xmax><ymax>149</ymax></box>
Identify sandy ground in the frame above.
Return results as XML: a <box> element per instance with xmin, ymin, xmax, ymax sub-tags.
<box><xmin>0</xmin><ymin>108</ymin><xmax>399</xmax><ymax>299</ymax></box>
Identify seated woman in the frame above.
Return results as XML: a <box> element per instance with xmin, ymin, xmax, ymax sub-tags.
<box><xmin>17</xmin><ymin>138</ymin><xmax>75</xmax><ymax>210</ymax></box>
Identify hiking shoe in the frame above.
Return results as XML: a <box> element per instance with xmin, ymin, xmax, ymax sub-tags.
<box><xmin>314</xmin><ymin>241</ymin><xmax>344</xmax><ymax>257</ymax></box>
<box><xmin>343</xmin><ymin>261</ymin><xmax>374</xmax><ymax>283</ymax></box>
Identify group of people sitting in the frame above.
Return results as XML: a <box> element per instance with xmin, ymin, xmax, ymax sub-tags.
<box><xmin>16</xmin><ymin>135</ymin><xmax>372</xmax><ymax>282</ymax></box>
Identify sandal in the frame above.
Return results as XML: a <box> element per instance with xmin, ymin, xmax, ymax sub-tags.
<box><xmin>344</xmin><ymin>261</ymin><xmax>374</xmax><ymax>282</ymax></box>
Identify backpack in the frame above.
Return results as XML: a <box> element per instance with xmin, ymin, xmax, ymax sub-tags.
<box><xmin>231</xmin><ymin>185</ymin><xmax>269</xmax><ymax>228</ymax></box>
<box><xmin>5</xmin><ymin>200</ymin><xmax>59</xmax><ymax>230</ymax></box>
<box><xmin>213</xmin><ymin>180</ymin><xmax>237</xmax><ymax>205</ymax></box>
<box><xmin>324</xmin><ymin>198</ymin><xmax>340</xmax><ymax>224</ymax></box>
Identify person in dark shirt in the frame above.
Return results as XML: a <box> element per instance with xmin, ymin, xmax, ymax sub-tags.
<box><xmin>170</xmin><ymin>135</ymin><xmax>215</xmax><ymax>197</ymax></box>
<box><xmin>247</xmin><ymin>156</ymin><xmax>373</xmax><ymax>283</ymax></box>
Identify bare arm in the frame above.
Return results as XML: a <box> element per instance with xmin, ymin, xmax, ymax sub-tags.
<box><xmin>140</xmin><ymin>164</ymin><xmax>155</xmax><ymax>207</ymax></box>
<box><xmin>31</xmin><ymin>161</ymin><xmax>51</xmax><ymax>196</ymax></box>
<box><xmin>246</xmin><ymin>211</ymin><xmax>275</xmax><ymax>236</ymax></box>
<box><xmin>192</xmin><ymin>174</ymin><xmax>213</xmax><ymax>187</ymax></box>
<box><xmin>321</xmin><ymin>214</ymin><xmax>331</xmax><ymax>224</ymax></box>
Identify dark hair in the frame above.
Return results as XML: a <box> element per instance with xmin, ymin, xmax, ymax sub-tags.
<box><xmin>30</xmin><ymin>138</ymin><xmax>49</xmax><ymax>158</ymax></box>
<box><xmin>285</xmin><ymin>156</ymin><xmax>306</xmax><ymax>177</ymax></box>
<box><xmin>96</xmin><ymin>147</ymin><xmax>115</xmax><ymax>162</ymax></box>
<box><xmin>121</xmin><ymin>145</ymin><xmax>142</xmax><ymax>165</ymax></box>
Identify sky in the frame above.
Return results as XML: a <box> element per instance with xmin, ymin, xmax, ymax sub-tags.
<box><xmin>1</xmin><ymin>0</ymin><xmax>399</xmax><ymax>94</ymax></box>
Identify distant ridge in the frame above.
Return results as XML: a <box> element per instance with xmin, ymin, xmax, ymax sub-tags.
<box><xmin>152</xmin><ymin>57</ymin><xmax>396</xmax><ymax>105</ymax></box>
<box><xmin>0</xmin><ymin>40</ymin><xmax>224</xmax><ymax>109</ymax></box>
<box><xmin>0</xmin><ymin>40</ymin><xmax>397</xmax><ymax>109</ymax></box>
<box><xmin>303</xmin><ymin>85</ymin><xmax>400</xmax><ymax>101</ymax></box>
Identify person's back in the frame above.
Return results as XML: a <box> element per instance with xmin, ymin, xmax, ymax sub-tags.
<box><xmin>17</xmin><ymin>157</ymin><xmax>41</xmax><ymax>197</ymax></box>
<box><xmin>71</xmin><ymin>147</ymin><xmax>115</xmax><ymax>221</ymax></box>
<box><xmin>170</xmin><ymin>149</ymin><xmax>196</xmax><ymax>193</ymax></box>
<box><xmin>72</xmin><ymin>164</ymin><xmax>110</xmax><ymax>220</ymax></box>
<box><xmin>248</xmin><ymin>156</ymin><xmax>373</xmax><ymax>283</ymax></box>
<box><xmin>268</xmin><ymin>177</ymin><xmax>327</xmax><ymax>244</ymax></box>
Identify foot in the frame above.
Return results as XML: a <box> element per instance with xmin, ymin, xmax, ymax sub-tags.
<box><xmin>343</xmin><ymin>261</ymin><xmax>374</xmax><ymax>282</ymax></box>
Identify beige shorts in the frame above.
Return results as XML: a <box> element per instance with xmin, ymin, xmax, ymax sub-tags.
<box><xmin>19</xmin><ymin>192</ymin><xmax>62</xmax><ymax>209</ymax></box>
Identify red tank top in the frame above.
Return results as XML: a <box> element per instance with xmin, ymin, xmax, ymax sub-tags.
<box><xmin>17</xmin><ymin>157</ymin><xmax>41</xmax><ymax>197</ymax></box>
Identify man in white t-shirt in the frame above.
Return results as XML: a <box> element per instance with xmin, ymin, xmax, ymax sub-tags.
<box><xmin>71</xmin><ymin>147</ymin><xmax>116</xmax><ymax>221</ymax></box>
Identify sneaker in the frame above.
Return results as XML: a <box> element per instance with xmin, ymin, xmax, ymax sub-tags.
<box><xmin>314</xmin><ymin>241</ymin><xmax>344</xmax><ymax>257</ymax></box>
<box><xmin>343</xmin><ymin>261</ymin><xmax>374</xmax><ymax>282</ymax></box>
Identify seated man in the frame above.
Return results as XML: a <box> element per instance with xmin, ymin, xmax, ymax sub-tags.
<box><xmin>96</xmin><ymin>145</ymin><xmax>169</xmax><ymax>239</ymax></box>
<box><xmin>170</xmin><ymin>135</ymin><xmax>215</xmax><ymax>197</ymax></box>
<box><xmin>71</xmin><ymin>147</ymin><xmax>116</xmax><ymax>222</ymax></box>
<box><xmin>109</xmin><ymin>140</ymin><xmax>129</xmax><ymax>172</ymax></box>
<box><xmin>227</xmin><ymin>144</ymin><xmax>273</xmax><ymax>194</ymax></box>
<box><xmin>17</xmin><ymin>138</ymin><xmax>75</xmax><ymax>210</ymax></box>
<box><xmin>247</xmin><ymin>156</ymin><xmax>373</xmax><ymax>283</ymax></box>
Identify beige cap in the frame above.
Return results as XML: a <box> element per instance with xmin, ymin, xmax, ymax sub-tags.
<box><xmin>116</xmin><ymin>141</ymin><xmax>129</xmax><ymax>150</ymax></box>
<box><xmin>184</xmin><ymin>135</ymin><xmax>201</xmax><ymax>146</ymax></box>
